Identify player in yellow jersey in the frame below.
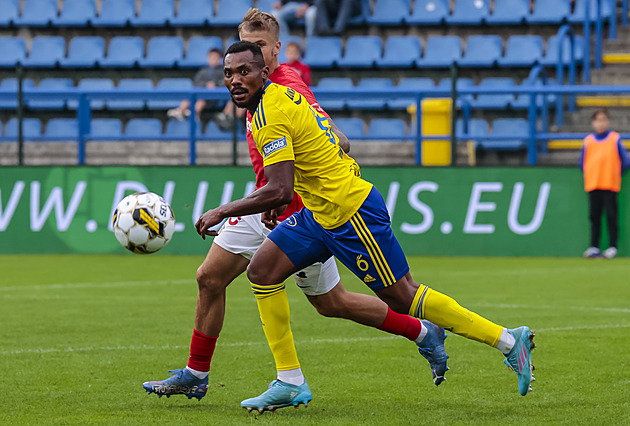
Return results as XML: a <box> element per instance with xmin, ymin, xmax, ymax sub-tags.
<box><xmin>196</xmin><ymin>42</ymin><xmax>536</xmax><ymax>405</ymax></box>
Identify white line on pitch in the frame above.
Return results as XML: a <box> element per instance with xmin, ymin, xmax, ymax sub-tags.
<box><xmin>475</xmin><ymin>303</ymin><xmax>630</xmax><ymax>314</ymax></box>
<box><xmin>3</xmin><ymin>325</ymin><xmax>630</xmax><ymax>356</ymax></box>
<box><xmin>0</xmin><ymin>279</ymin><xmax>193</xmax><ymax>291</ymax></box>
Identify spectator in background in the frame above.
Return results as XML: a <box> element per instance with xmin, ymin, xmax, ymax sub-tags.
<box><xmin>168</xmin><ymin>48</ymin><xmax>224</xmax><ymax>121</ymax></box>
<box><xmin>580</xmin><ymin>108</ymin><xmax>630</xmax><ymax>259</ymax></box>
<box><xmin>168</xmin><ymin>48</ymin><xmax>245</xmax><ymax>127</ymax></box>
<box><xmin>272</xmin><ymin>1</ymin><xmax>317</xmax><ymax>38</ymax></box>
<box><xmin>283</xmin><ymin>41</ymin><xmax>311</xmax><ymax>86</ymax></box>
<box><xmin>314</xmin><ymin>0</ymin><xmax>362</xmax><ymax>36</ymax></box>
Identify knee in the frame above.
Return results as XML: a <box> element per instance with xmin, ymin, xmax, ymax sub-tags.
<box><xmin>196</xmin><ymin>265</ymin><xmax>228</xmax><ymax>296</ymax></box>
<box><xmin>311</xmin><ymin>296</ymin><xmax>348</xmax><ymax>318</ymax></box>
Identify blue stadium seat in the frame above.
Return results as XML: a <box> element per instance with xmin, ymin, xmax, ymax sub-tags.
<box><xmin>416</xmin><ymin>36</ymin><xmax>461</xmax><ymax>68</ymax></box>
<box><xmin>211</xmin><ymin>0</ymin><xmax>251</xmax><ymax>26</ymax></box>
<box><xmin>304</xmin><ymin>37</ymin><xmax>342</xmax><ymax>68</ymax></box>
<box><xmin>147</xmin><ymin>78</ymin><xmax>192</xmax><ymax>109</ymax></box>
<box><xmin>447</xmin><ymin>0</ymin><xmax>489</xmax><ymax>25</ymax></box>
<box><xmin>171</xmin><ymin>0</ymin><xmax>212</xmax><ymax>26</ymax></box>
<box><xmin>93</xmin><ymin>0</ymin><xmax>135</xmax><ymax>27</ymax></box>
<box><xmin>458</xmin><ymin>35</ymin><xmax>502</xmax><ymax>67</ymax></box>
<box><xmin>55</xmin><ymin>0</ymin><xmax>95</xmax><ymax>26</ymax></box>
<box><xmin>347</xmin><ymin>78</ymin><xmax>393</xmax><ymax>110</ymax></box>
<box><xmin>367</xmin><ymin>0</ymin><xmax>409</xmax><ymax>25</ymax></box>
<box><xmin>527</xmin><ymin>0</ymin><xmax>570</xmax><ymax>24</ymax></box>
<box><xmin>483</xmin><ymin>118</ymin><xmax>528</xmax><ymax>150</ymax></box>
<box><xmin>179</xmin><ymin>36</ymin><xmax>223</xmax><ymax>68</ymax></box>
<box><xmin>89</xmin><ymin>118</ymin><xmax>122</xmax><ymax>140</ymax></box>
<box><xmin>125</xmin><ymin>118</ymin><xmax>162</xmax><ymax>139</ymax></box>
<box><xmin>367</xmin><ymin>118</ymin><xmax>406</xmax><ymax>139</ymax></box>
<box><xmin>315</xmin><ymin>77</ymin><xmax>353</xmax><ymax>111</ymax></box>
<box><xmin>107</xmin><ymin>79</ymin><xmax>153</xmax><ymax>110</ymax></box>
<box><xmin>0</xmin><ymin>78</ymin><xmax>34</xmax><ymax>109</ymax></box>
<box><xmin>498</xmin><ymin>35</ymin><xmax>543</xmax><ymax>67</ymax></box>
<box><xmin>485</xmin><ymin>0</ymin><xmax>528</xmax><ymax>25</ymax></box>
<box><xmin>202</xmin><ymin>121</ymin><xmax>233</xmax><ymax>140</ymax></box>
<box><xmin>338</xmin><ymin>36</ymin><xmax>381</xmax><ymax>68</ymax></box>
<box><xmin>0</xmin><ymin>0</ymin><xmax>20</xmax><ymax>26</ymax></box>
<box><xmin>333</xmin><ymin>118</ymin><xmax>364</xmax><ymax>139</ymax></box>
<box><xmin>378</xmin><ymin>36</ymin><xmax>421</xmax><ymax>68</ymax></box>
<box><xmin>100</xmin><ymin>37</ymin><xmax>144</xmax><ymax>68</ymax></box>
<box><xmin>67</xmin><ymin>78</ymin><xmax>115</xmax><ymax>110</ymax></box>
<box><xmin>17</xmin><ymin>0</ymin><xmax>57</xmax><ymax>26</ymax></box>
<box><xmin>61</xmin><ymin>36</ymin><xmax>105</xmax><ymax>68</ymax></box>
<box><xmin>132</xmin><ymin>0</ymin><xmax>174</xmax><ymax>26</ymax></box>
<box><xmin>388</xmin><ymin>77</ymin><xmax>434</xmax><ymax>110</ymax></box>
<box><xmin>165</xmin><ymin>119</ymin><xmax>203</xmax><ymax>138</ymax></box>
<box><xmin>278</xmin><ymin>36</ymin><xmax>303</xmax><ymax>64</ymax></box>
<box><xmin>470</xmin><ymin>77</ymin><xmax>516</xmax><ymax>109</ymax></box>
<box><xmin>406</xmin><ymin>0</ymin><xmax>448</xmax><ymax>25</ymax></box>
<box><xmin>140</xmin><ymin>37</ymin><xmax>183</xmax><ymax>68</ymax></box>
<box><xmin>569</xmin><ymin>0</ymin><xmax>613</xmax><ymax>24</ymax></box>
<box><xmin>0</xmin><ymin>37</ymin><xmax>26</xmax><ymax>67</ymax></box>
<box><xmin>257</xmin><ymin>0</ymin><xmax>274</xmax><ymax>13</ymax></box>
<box><xmin>29</xmin><ymin>78</ymin><xmax>73</xmax><ymax>110</ymax></box>
<box><xmin>4</xmin><ymin>118</ymin><xmax>41</xmax><ymax>140</ymax></box>
<box><xmin>511</xmin><ymin>78</ymin><xmax>558</xmax><ymax>109</ymax></box>
<box><xmin>22</xmin><ymin>36</ymin><xmax>65</xmax><ymax>68</ymax></box>
<box><xmin>44</xmin><ymin>119</ymin><xmax>78</xmax><ymax>140</ymax></box>
<box><xmin>456</xmin><ymin>118</ymin><xmax>489</xmax><ymax>145</ymax></box>
<box><xmin>438</xmin><ymin>77</ymin><xmax>474</xmax><ymax>105</ymax></box>
<box><xmin>541</xmin><ymin>35</ymin><xmax>585</xmax><ymax>66</ymax></box>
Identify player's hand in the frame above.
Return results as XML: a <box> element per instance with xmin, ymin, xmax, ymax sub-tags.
<box><xmin>261</xmin><ymin>204</ymin><xmax>287</xmax><ymax>230</ymax></box>
<box><xmin>195</xmin><ymin>209</ymin><xmax>223</xmax><ymax>239</ymax></box>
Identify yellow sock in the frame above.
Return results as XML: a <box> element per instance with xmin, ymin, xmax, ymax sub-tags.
<box><xmin>409</xmin><ymin>284</ymin><xmax>503</xmax><ymax>347</ymax></box>
<box><xmin>251</xmin><ymin>282</ymin><xmax>300</xmax><ymax>371</ymax></box>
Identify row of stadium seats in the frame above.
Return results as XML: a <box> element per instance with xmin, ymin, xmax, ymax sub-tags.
<box><xmin>0</xmin><ymin>0</ymin><xmax>612</xmax><ymax>28</ymax></box>
<box><xmin>305</xmin><ymin>34</ymin><xmax>584</xmax><ymax>68</ymax></box>
<box><xmin>317</xmin><ymin>77</ymin><xmax>556</xmax><ymax>111</ymax></box>
<box><xmin>0</xmin><ymin>116</ymin><xmax>530</xmax><ymax>151</ymax></box>
<box><xmin>0</xmin><ymin>76</ymin><xmax>556</xmax><ymax>111</ymax></box>
<box><xmin>0</xmin><ymin>118</ymin><xmax>240</xmax><ymax>141</ymax></box>
<box><xmin>0</xmin><ymin>33</ymin><xmax>585</xmax><ymax>69</ymax></box>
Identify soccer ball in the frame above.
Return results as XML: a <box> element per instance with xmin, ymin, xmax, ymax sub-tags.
<box><xmin>112</xmin><ymin>192</ymin><xmax>175</xmax><ymax>254</ymax></box>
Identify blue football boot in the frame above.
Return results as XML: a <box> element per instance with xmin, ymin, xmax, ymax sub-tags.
<box><xmin>142</xmin><ymin>368</ymin><xmax>208</xmax><ymax>400</ymax></box>
<box><xmin>241</xmin><ymin>380</ymin><xmax>312</xmax><ymax>413</ymax></box>
<box><xmin>417</xmin><ymin>320</ymin><xmax>449</xmax><ymax>386</ymax></box>
<box><xmin>503</xmin><ymin>326</ymin><xmax>536</xmax><ymax>396</ymax></box>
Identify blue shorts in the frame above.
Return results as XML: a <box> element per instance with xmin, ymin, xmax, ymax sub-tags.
<box><xmin>268</xmin><ymin>187</ymin><xmax>409</xmax><ymax>292</ymax></box>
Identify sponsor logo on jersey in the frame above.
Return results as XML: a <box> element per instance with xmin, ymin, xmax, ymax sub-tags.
<box><xmin>246</xmin><ymin>119</ymin><xmax>252</xmax><ymax>132</ymax></box>
<box><xmin>262</xmin><ymin>136</ymin><xmax>288</xmax><ymax>157</ymax></box>
<box><xmin>285</xmin><ymin>88</ymin><xmax>296</xmax><ymax>100</ymax></box>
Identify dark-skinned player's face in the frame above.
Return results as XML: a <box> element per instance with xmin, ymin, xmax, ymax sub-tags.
<box><xmin>223</xmin><ymin>50</ymin><xmax>269</xmax><ymax>111</ymax></box>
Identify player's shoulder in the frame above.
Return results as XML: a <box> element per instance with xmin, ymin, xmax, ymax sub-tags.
<box><xmin>272</xmin><ymin>64</ymin><xmax>317</xmax><ymax>101</ymax></box>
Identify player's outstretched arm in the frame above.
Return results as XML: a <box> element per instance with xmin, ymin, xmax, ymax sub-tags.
<box><xmin>329</xmin><ymin>119</ymin><xmax>350</xmax><ymax>154</ymax></box>
<box><xmin>195</xmin><ymin>160</ymin><xmax>295</xmax><ymax>238</ymax></box>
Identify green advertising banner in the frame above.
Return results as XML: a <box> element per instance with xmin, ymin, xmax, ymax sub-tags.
<box><xmin>0</xmin><ymin>166</ymin><xmax>626</xmax><ymax>256</ymax></box>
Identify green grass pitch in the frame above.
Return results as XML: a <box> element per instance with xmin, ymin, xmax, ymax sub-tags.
<box><xmin>1</xmin><ymin>254</ymin><xmax>629</xmax><ymax>425</ymax></box>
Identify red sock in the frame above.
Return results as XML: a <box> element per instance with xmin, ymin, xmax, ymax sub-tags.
<box><xmin>187</xmin><ymin>329</ymin><xmax>218</xmax><ymax>372</ymax></box>
<box><xmin>379</xmin><ymin>308</ymin><xmax>422</xmax><ymax>341</ymax></box>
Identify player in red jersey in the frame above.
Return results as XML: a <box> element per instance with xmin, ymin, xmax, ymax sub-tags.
<box><xmin>142</xmin><ymin>9</ymin><xmax>446</xmax><ymax>409</ymax></box>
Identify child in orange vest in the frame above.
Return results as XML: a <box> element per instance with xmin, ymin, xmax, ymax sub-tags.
<box><xmin>579</xmin><ymin>108</ymin><xmax>630</xmax><ymax>258</ymax></box>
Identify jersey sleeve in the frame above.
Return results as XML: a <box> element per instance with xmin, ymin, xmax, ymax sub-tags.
<box><xmin>255</xmin><ymin>112</ymin><xmax>295</xmax><ymax>167</ymax></box>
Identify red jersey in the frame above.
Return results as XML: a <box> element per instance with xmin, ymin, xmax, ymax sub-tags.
<box><xmin>246</xmin><ymin>64</ymin><xmax>328</xmax><ymax>220</ymax></box>
<box><xmin>285</xmin><ymin>59</ymin><xmax>312</xmax><ymax>87</ymax></box>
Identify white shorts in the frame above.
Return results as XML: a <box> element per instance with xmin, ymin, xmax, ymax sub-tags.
<box><xmin>213</xmin><ymin>213</ymin><xmax>340</xmax><ymax>296</ymax></box>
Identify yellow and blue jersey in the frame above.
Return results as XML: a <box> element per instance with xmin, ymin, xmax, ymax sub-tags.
<box><xmin>251</xmin><ymin>81</ymin><xmax>372</xmax><ymax>229</ymax></box>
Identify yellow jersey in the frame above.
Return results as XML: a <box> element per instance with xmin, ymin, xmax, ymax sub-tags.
<box><xmin>252</xmin><ymin>81</ymin><xmax>373</xmax><ymax>229</ymax></box>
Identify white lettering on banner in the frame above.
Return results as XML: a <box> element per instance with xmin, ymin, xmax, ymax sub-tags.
<box><xmin>401</xmin><ymin>181</ymin><xmax>438</xmax><ymax>234</ymax></box>
<box><xmin>30</xmin><ymin>181</ymin><xmax>87</xmax><ymax>232</ymax></box>
<box><xmin>0</xmin><ymin>181</ymin><xmax>25</xmax><ymax>231</ymax></box>
<box><xmin>464</xmin><ymin>182</ymin><xmax>503</xmax><ymax>234</ymax></box>
<box><xmin>162</xmin><ymin>181</ymin><xmax>184</xmax><ymax>232</ymax></box>
<box><xmin>385</xmin><ymin>182</ymin><xmax>400</xmax><ymax>219</ymax></box>
<box><xmin>108</xmin><ymin>181</ymin><xmax>148</xmax><ymax>231</ymax></box>
<box><xmin>508</xmin><ymin>182</ymin><xmax>551</xmax><ymax>235</ymax></box>
<box><xmin>193</xmin><ymin>181</ymin><xmax>235</xmax><ymax>232</ymax></box>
